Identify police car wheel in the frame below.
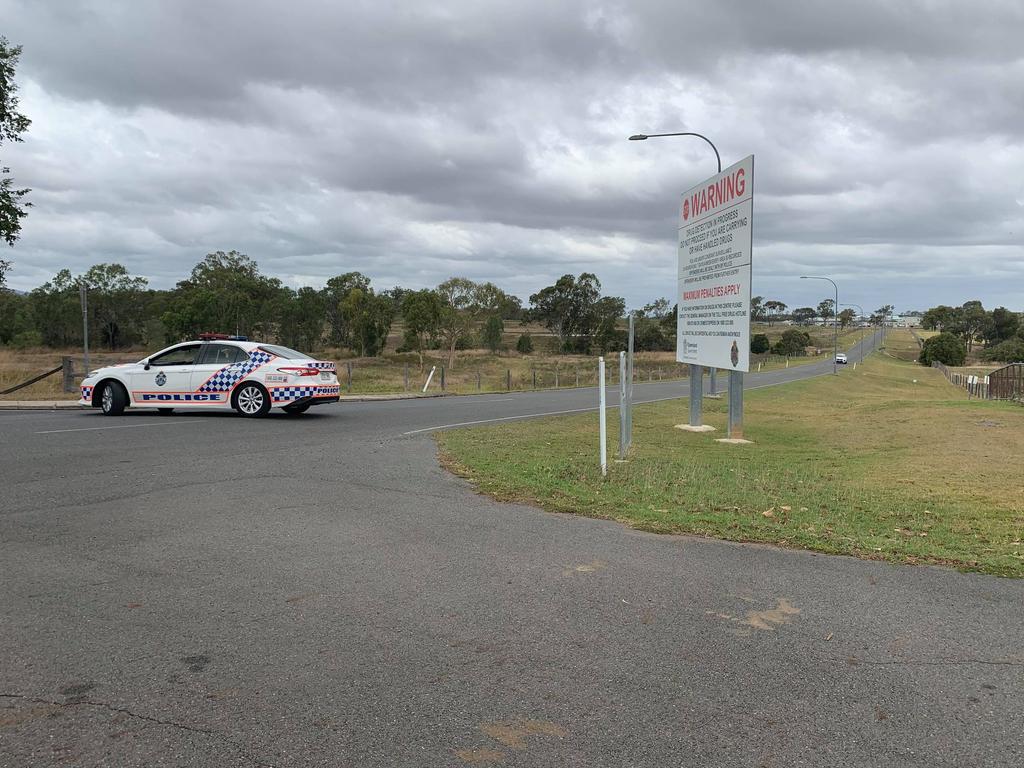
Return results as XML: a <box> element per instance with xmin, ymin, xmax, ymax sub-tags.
<box><xmin>157</xmin><ymin>408</ymin><xmax>174</xmax><ymax>416</ymax></box>
<box><xmin>284</xmin><ymin>403</ymin><xmax>311</xmax><ymax>415</ymax></box>
<box><xmin>100</xmin><ymin>381</ymin><xmax>128</xmax><ymax>416</ymax></box>
<box><xmin>234</xmin><ymin>383</ymin><xmax>271</xmax><ymax>418</ymax></box>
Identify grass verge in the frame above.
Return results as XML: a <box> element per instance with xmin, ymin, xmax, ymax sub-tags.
<box><xmin>437</xmin><ymin>354</ymin><xmax>1024</xmax><ymax>577</ymax></box>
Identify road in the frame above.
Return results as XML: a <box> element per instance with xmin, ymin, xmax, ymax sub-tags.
<box><xmin>2</xmin><ymin>331</ymin><xmax>1021</xmax><ymax>767</ymax></box>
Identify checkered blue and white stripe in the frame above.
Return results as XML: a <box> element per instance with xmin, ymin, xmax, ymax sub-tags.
<box><xmin>310</xmin><ymin>361</ymin><xmax>336</xmax><ymax>372</ymax></box>
<box><xmin>198</xmin><ymin>350</ymin><xmax>275</xmax><ymax>392</ymax></box>
<box><xmin>272</xmin><ymin>386</ymin><xmax>319</xmax><ymax>401</ymax></box>
<box><xmin>81</xmin><ymin>385</ymin><xmax>93</xmax><ymax>400</ymax></box>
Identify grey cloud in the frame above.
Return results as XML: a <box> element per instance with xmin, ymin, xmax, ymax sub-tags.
<box><xmin>1</xmin><ymin>0</ymin><xmax>1022</xmax><ymax>313</ymax></box>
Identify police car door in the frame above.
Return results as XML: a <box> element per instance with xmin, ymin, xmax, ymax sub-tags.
<box><xmin>189</xmin><ymin>343</ymin><xmax>250</xmax><ymax>406</ymax></box>
<box><xmin>130</xmin><ymin>343</ymin><xmax>201</xmax><ymax>404</ymax></box>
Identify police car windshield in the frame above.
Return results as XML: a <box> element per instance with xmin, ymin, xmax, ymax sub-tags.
<box><xmin>258</xmin><ymin>344</ymin><xmax>313</xmax><ymax>360</ymax></box>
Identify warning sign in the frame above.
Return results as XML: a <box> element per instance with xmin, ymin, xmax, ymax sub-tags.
<box><xmin>677</xmin><ymin>155</ymin><xmax>754</xmax><ymax>371</ymax></box>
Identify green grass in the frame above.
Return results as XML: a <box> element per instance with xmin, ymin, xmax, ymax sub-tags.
<box><xmin>438</xmin><ymin>354</ymin><xmax>1024</xmax><ymax>577</ymax></box>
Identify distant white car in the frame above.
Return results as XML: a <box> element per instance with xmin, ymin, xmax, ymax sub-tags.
<box><xmin>79</xmin><ymin>335</ymin><xmax>340</xmax><ymax>417</ymax></box>
<box><xmin>836</xmin><ymin>353</ymin><xmax>848</xmax><ymax>364</ymax></box>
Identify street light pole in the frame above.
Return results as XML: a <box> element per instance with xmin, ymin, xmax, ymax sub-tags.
<box><xmin>801</xmin><ymin>275</ymin><xmax>838</xmax><ymax>375</ymax></box>
<box><xmin>630</xmin><ymin>130</ymin><xmax>723</xmax><ymax>428</ymax></box>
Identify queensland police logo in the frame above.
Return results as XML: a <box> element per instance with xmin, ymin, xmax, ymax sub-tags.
<box><xmin>155</xmin><ymin>372</ymin><xmax>167</xmax><ymax>387</ymax></box>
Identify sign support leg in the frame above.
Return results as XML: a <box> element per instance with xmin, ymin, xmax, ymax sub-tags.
<box><xmin>689</xmin><ymin>364</ymin><xmax>703</xmax><ymax>426</ymax></box>
<box><xmin>728</xmin><ymin>371</ymin><xmax>744</xmax><ymax>439</ymax></box>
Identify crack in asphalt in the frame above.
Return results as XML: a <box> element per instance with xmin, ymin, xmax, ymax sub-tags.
<box><xmin>0</xmin><ymin>692</ymin><xmax>273</xmax><ymax>767</ymax></box>
<box><xmin>837</xmin><ymin>657</ymin><xmax>1024</xmax><ymax>667</ymax></box>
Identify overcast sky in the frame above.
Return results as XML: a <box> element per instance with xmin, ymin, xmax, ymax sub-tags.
<box><xmin>3</xmin><ymin>0</ymin><xmax>1022</xmax><ymax>312</ymax></box>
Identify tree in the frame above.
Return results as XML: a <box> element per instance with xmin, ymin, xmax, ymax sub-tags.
<box><xmin>401</xmin><ymin>289</ymin><xmax>442</xmax><ymax>370</ymax></box>
<box><xmin>838</xmin><ymin>308</ymin><xmax>856</xmax><ymax>329</ymax></box>
<box><xmin>529</xmin><ymin>273</ymin><xmax>601</xmax><ymax>352</ymax></box>
<box><xmin>321</xmin><ymin>272</ymin><xmax>371</xmax><ymax>348</ymax></box>
<box><xmin>516</xmin><ymin>333</ymin><xmax>534</xmax><ymax>355</ymax></box>
<box><xmin>921</xmin><ymin>305</ymin><xmax>958</xmax><ymax>331</ymax></box>
<box><xmin>750</xmin><ymin>333</ymin><xmax>770</xmax><ymax>354</ymax></box>
<box><xmin>162</xmin><ymin>251</ymin><xmax>282</xmax><ymax>340</ymax></box>
<box><xmin>0</xmin><ymin>258</ymin><xmax>9</xmax><ymax>288</ymax></box>
<box><xmin>771</xmin><ymin>329</ymin><xmax>811</xmax><ymax>356</ymax></box>
<box><xmin>481</xmin><ymin>315</ymin><xmax>504</xmax><ymax>354</ymax></box>
<box><xmin>1</xmin><ymin>38</ymin><xmax>31</xmax><ymax>247</ymax></box>
<box><xmin>764</xmin><ymin>300</ymin><xmax>787</xmax><ymax>326</ymax></box>
<box><xmin>278</xmin><ymin>286</ymin><xmax>325</xmax><ymax>352</ymax></box>
<box><xmin>792</xmin><ymin>307</ymin><xmax>817</xmax><ymax>325</ymax></box>
<box><xmin>0</xmin><ymin>284</ymin><xmax>28</xmax><ymax>344</ymax></box>
<box><xmin>955</xmin><ymin>300</ymin><xmax>988</xmax><ymax>352</ymax></box>
<box><xmin>591</xmin><ymin>296</ymin><xmax>626</xmax><ymax>354</ymax></box>
<box><xmin>28</xmin><ymin>269</ymin><xmax>80</xmax><ymax>347</ymax></box>
<box><xmin>750</xmin><ymin>295</ymin><xmax>765</xmax><ymax>322</ymax></box>
<box><xmin>870</xmin><ymin>304</ymin><xmax>894</xmax><ymax>325</ymax></box>
<box><xmin>817</xmin><ymin>299</ymin><xmax>835</xmax><ymax>324</ymax></box>
<box><xmin>919</xmin><ymin>332</ymin><xmax>966</xmax><ymax>366</ymax></box>
<box><xmin>436</xmin><ymin>277</ymin><xmax>481</xmax><ymax>368</ymax></box>
<box><xmin>82</xmin><ymin>263</ymin><xmax>149</xmax><ymax>349</ymax></box>
<box><xmin>341</xmin><ymin>287</ymin><xmax>393</xmax><ymax>357</ymax></box>
<box><xmin>983</xmin><ymin>307</ymin><xmax>1019</xmax><ymax>347</ymax></box>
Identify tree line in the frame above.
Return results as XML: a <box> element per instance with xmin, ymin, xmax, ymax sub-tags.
<box><xmin>918</xmin><ymin>301</ymin><xmax>1023</xmax><ymax>366</ymax></box>
<box><xmin>0</xmin><ymin>252</ymin><xmax>646</xmax><ymax>368</ymax></box>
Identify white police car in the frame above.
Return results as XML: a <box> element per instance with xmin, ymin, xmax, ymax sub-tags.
<box><xmin>79</xmin><ymin>334</ymin><xmax>340</xmax><ymax>418</ymax></box>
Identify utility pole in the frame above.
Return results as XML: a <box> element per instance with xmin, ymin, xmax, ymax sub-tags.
<box><xmin>79</xmin><ymin>282</ymin><xmax>90</xmax><ymax>375</ymax></box>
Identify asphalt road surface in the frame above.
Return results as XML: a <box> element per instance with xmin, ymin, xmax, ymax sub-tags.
<box><xmin>2</xmin><ymin>331</ymin><xmax>1021</xmax><ymax>767</ymax></box>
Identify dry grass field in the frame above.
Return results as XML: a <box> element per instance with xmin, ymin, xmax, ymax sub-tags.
<box><xmin>1</xmin><ymin>326</ymin><xmax>874</xmax><ymax>400</ymax></box>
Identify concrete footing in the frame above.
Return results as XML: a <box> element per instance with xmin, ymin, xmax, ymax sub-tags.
<box><xmin>675</xmin><ymin>424</ymin><xmax>716</xmax><ymax>432</ymax></box>
<box><xmin>715</xmin><ymin>437</ymin><xmax>754</xmax><ymax>445</ymax></box>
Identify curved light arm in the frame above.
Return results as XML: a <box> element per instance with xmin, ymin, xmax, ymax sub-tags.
<box><xmin>628</xmin><ymin>132</ymin><xmax>722</xmax><ymax>173</ymax></box>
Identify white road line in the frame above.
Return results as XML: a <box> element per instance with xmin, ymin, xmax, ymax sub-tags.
<box><xmin>401</xmin><ymin>373</ymin><xmax>816</xmax><ymax>435</ymax></box>
<box><xmin>37</xmin><ymin>420</ymin><xmax>205</xmax><ymax>435</ymax></box>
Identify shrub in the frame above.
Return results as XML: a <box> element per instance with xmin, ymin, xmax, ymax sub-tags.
<box><xmin>919</xmin><ymin>332</ymin><xmax>967</xmax><ymax>366</ymax></box>
<box><xmin>750</xmin><ymin>333</ymin><xmax>770</xmax><ymax>354</ymax></box>
<box><xmin>981</xmin><ymin>337</ymin><xmax>1024</xmax><ymax>363</ymax></box>
<box><xmin>516</xmin><ymin>332</ymin><xmax>534</xmax><ymax>355</ymax></box>
<box><xmin>10</xmin><ymin>330</ymin><xmax>43</xmax><ymax>349</ymax></box>
<box><xmin>771</xmin><ymin>329</ymin><xmax>811</xmax><ymax>356</ymax></box>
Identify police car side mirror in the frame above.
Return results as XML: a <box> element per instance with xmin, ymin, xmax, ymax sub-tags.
<box><xmin>144</xmin><ymin>361</ymin><xmax>151</xmax><ymax>371</ymax></box>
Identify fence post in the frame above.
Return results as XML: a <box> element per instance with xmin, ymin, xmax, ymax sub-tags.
<box><xmin>532</xmin><ymin>369</ymin><xmax>537</xmax><ymax>389</ymax></box>
<box><xmin>476</xmin><ymin>371</ymin><xmax>481</xmax><ymax>391</ymax></box>
<box><xmin>575</xmin><ymin>369</ymin><xmax>579</xmax><ymax>388</ymax></box>
<box><xmin>346</xmin><ymin>362</ymin><xmax>353</xmax><ymax>393</ymax></box>
<box><xmin>404</xmin><ymin>364</ymin><xmax>409</xmax><ymax>391</ymax></box>
<box><xmin>555</xmin><ymin>369</ymin><xmax>559</xmax><ymax>388</ymax></box>
<box><xmin>62</xmin><ymin>357</ymin><xmax>75</xmax><ymax>393</ymax></box>
<box><xmin>506</xmin><ymin>369</ymin><xmax>511</xmax><ymax>391</ymax></box>
<box><xmin>440</xmin><ymin>366</ymin><xmax>446</xmax><ymax>392</ymax></box>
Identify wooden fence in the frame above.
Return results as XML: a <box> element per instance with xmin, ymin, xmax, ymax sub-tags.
<box><xmin>932</xmin><ymin>361</ymin><xmax>1024</xmax><ymax>401</ymax></box>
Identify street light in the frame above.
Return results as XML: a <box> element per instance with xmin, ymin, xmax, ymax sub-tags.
<box><xmin>628</xmin><ymin>132</ymin><xmax>722</xmax><ymax>173</ymax></box>
<box><xmin>629</xmin><ymin>129</ymin><xmax>724</xmax><ymax>429</ymax></box>
<box><xmin>801</xmin><ymin>275</ymin><xmax>838</xmax><ymax>375</ymax></box>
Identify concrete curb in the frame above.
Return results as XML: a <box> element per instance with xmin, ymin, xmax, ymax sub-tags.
<box><xmin>0</xmin><ymin>401</ymin><xmax>87</xmax><ymax>410</ymax></box>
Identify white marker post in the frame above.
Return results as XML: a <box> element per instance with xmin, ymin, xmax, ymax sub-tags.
<box><xmin>422</xmin><ymin>366</ymin><xmax>436</xmax><ymax>393</ymax></box>
<box><xmin>598</xmin><ymin>356</ymin><xmax>607</xmax><ymax>476</ymax></box>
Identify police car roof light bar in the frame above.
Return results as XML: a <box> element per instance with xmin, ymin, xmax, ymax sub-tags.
<box><xmin>198</xmin><ymin>332</ymin><xmax>229</xmax><ymax>340</ymax></box>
